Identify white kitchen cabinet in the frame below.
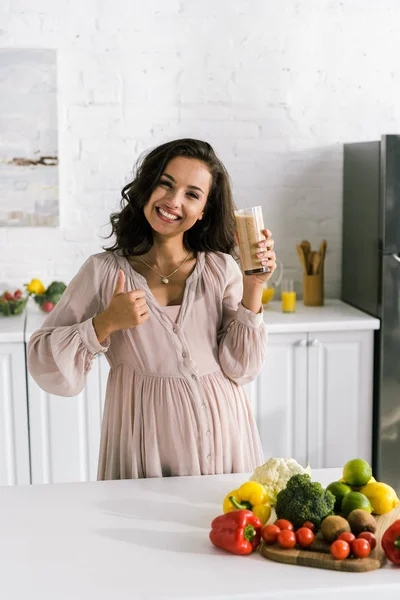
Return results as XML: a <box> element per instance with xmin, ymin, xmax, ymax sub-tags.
<box><xmin>249</xmin><ymin>328</ymin><xmax>374</xmax><ymax>470</ymax></box>
<box><xmin>27</xmin><ymin>357</ymin><xmax>105</xmax><ymax>484</ymax></box>
<box><xmin>0</xmin><ymin>341</ymin><xmax>30</xmax><ymax>486</ymax></box>
<box><xmin>306</xmin><ymin>330</ymin><xmax>374</xmax><ymax>469</ymax></box>
<box><xmin>245</xmin><ymin>332</ymin><xmax>308</xmax><ymax>466</ymax></box>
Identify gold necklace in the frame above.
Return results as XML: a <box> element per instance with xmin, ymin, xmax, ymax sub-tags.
<box><xmin>136</xmin><ymin>251</ymin><xmax>192</xmax><ymax>284</ymax></box>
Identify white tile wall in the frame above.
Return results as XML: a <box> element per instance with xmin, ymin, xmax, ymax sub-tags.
<box><xmin>1</xmin><ymin>0</ymin><xmax>400</xmax><ymax>298</ymax></box>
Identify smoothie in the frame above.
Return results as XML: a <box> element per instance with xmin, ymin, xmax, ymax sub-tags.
<box><xmin>235</xmin><ymin>206</ymin><xmax>269</xmax><ymax>275</ymax></box>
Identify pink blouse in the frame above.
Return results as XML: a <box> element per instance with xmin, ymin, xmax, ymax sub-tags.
<box><xmin>27</xmin><ymin>250</ymin><xmax>267</xmax><ymax>479</ymax></box>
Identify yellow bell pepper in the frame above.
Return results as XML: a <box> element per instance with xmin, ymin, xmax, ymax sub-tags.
<box><xmin>222</xmin><ymin>481</ymin><xmax>272</xmax><ymax>525</ymax></box>
<box><xmin>25</xmin><ymin>279</ymin><xmax>46</xmax><ymax>295</ymax></box>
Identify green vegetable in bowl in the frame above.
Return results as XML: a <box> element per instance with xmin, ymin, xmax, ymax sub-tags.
<box><xmin>0</xmin><ymin>290</ymin><xmax>29</xmax><ymax>316</ymax></box>
<box><xmin>275</xmin><ymin>474</ymin><xmax>335</xmax><ymax>530</ymax></box>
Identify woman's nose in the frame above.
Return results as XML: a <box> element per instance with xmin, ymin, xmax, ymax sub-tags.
<box><xmin>168</xmin><ymin>189</ymin><xmax>184</xmax><ymax>207</ymax></box>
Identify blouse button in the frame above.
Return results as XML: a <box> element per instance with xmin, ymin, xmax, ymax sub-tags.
<box><xmin>206</xmin><ymin>430</ymin><xmax>211</xmax><ymax>436</ymax></box>
<box><xmin>207</xmin><ymin>454</ymin><xmax>212</xmax><ymax>461</ymax></box>
<box><xmin>173</xmin><ymin>327</ymin><xmax>178</xmax><ymax>334</ymax></box>
<box><xmin>201</xmin><ymin>403</ymin><xmax>206</xmax><ymax>408</ymax></box>
<box><xmin>191</xmin><ymin>374</ymin><xmax>197</xmax><ymax>380</ymax></box>
<box><xmin>182</xmin><ymin>352</ymin><xmax>187</xmax><ymax>358</ymax></box>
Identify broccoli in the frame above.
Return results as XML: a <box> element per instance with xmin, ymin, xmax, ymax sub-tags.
<box><xmin>46</xmin><ymin>281</ymin><xmax>66</xmax><ymax>296</ymax></box>
<box><xmin>275</xmin><ymin>473</ymin><xmax>335</xmax><ymax>530</ymax></box>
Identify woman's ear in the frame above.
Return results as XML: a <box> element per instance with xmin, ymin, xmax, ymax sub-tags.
<box><xmin>198</xmin><ymin>211</ymin><xmax>204</xmax><ymax>221</ymax></box>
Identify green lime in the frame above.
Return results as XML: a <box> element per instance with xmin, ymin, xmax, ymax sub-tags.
<box><xmin>326</xmin><ymin>481</ymin><xmax>352</xmax><ymax>513</ymax></box>
<box><xmin>343</xmin><ymin>458</ymin><xmax>372</xmax><ymax>487</ymax></box>
<box><xmin>341</xmin><ymin>491</ymin><xmax>373</xmax><ymax>518</ymax></box>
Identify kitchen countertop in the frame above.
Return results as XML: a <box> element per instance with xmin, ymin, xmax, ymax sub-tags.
<box><xmin>1</xmin><ymin>468</ymin><xmax>399</xmax><ymax>600</ymax></box>
<box><xmin>263</xmin><ymin>299</ymin><xmax>380</xmax><ymax>333</ymax></box>
<box><xmin>0</xmin><ymin>299</ymin><xmax>380</xmax><ymax>343</ymax></box>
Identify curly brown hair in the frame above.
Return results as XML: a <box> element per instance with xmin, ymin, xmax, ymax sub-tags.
<box><xmin>104</xmin><ymin>138</ymin><xmax>237</xmax><ymax>256</ymax></box>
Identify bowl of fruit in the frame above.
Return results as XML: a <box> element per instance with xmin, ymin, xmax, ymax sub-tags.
<box><xmin>25</xmin><ymin>279</ymin><xmax>67</xmax><ymax>313</ymax></box>
<box><xmin>0</xmin><ymin>289</ymin><xmax>29</xmax><ymax>316</ymax></box>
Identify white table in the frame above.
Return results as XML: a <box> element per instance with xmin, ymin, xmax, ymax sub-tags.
<box><xmin>1</xmin><ymin>468</ymin><xmax>399</xmax><ymax>600</ymax></box>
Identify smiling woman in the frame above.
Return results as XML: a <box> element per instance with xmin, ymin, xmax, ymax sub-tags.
<box><xmin>105</xmin><ymin>138</ymin><xmax>237</xmax><ymax>257</ymax></box>
<box><xmin>27</xmin><ymin>138</ymin><xmax>278</xmax><ymax>482</ymax></box>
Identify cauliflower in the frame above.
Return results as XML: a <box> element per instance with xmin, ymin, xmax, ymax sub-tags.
<box><xmin>249</xmin><ymin>457</ymin><xmax>312</xmax><ymax>505</ymax></box>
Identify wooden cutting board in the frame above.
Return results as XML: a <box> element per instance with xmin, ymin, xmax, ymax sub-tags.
<box><xmin>259</xmin><ymin>505</ymin><xmax>400</xmax><ymax>572</ymax></box>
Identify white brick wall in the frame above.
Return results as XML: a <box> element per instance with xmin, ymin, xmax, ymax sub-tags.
<box><xmin>1</xmin><ymin>0</ymin><xmax>400</xmax><ymax>298</ymax></box>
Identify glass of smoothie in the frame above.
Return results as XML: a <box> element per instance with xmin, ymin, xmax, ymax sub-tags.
<box><xmin>235</xmin><ymin>206</ymin><xmax>270</xmax><ymax>275</ymax></box>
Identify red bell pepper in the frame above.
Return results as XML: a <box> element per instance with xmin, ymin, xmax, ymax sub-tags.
<box><xmin>382</xmin><ymin>519</ymin><xmax>400</xmax><ymax>565</ymax></box>
<box><xmin>209</xmin><ymin>509</ymin><xmax>262</xmax><ymax>555</ymax></box>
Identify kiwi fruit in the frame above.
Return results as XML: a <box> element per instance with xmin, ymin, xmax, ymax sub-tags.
<box><xmin>320</xmin><ymin>515</ymin><xmax>351</xmax><ymax>542</ymax></box>
<box><xmin>347</xmin><ymin>509</ymin><xmax>377</xmax><ymax>535</ymax></box>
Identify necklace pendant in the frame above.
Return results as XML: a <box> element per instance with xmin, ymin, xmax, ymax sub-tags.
<box><xmin>161</xmin><ymin>277</ymin><xmax>169</xmax><ymax>284</ymax></box>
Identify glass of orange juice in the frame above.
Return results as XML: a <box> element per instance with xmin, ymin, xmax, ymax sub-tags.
<box><xmin>262</xmin><ymin>284</ymin><xmax>275</xmax><ymax>305</ymax></box>
<box><xmin>281</xmin><ymin>279</ymin><xmax>296</xmax><ymax>313</ymax></box>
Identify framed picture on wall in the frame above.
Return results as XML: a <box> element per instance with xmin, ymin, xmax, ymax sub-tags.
<box><xmin>0</xmin><ymin>48</ymin><xmax>58</xmax><ymax>227</ymax></box>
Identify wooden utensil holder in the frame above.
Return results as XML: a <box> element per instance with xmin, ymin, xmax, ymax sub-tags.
<box><xmin>303</xmin><ymin>272</ymin><xmax>324</xmax><ymax>306</ymax></box>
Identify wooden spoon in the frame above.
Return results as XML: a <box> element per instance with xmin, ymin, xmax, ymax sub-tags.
<box><xmin>296</xmin><ymin>244</ymin><xmax>308</xmax><ymax>273</ymax></box>
<box><xmin>312</xmin><ymin>252</ymin><xmax>321</xmax><ymax>275</ymax></box>
<box><xmin>319</xmin><ymin>240</ymin><xmax>327</xmax><ymax>272</ymax></box>
<box><xmin>300</xmin><ymin>240</ymin><xmax>311</xmax><ymax>268</ymax></box>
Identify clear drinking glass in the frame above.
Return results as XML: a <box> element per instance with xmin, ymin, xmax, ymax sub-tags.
<box><xmin>281</xmin><ymin>279</ymin><xmax>296</xmax><ymax>313</ymax></box>
<box><xmin>235</xmin><ymin>206</ymin><xmax>270</xmax><ymax>275</ymax></box>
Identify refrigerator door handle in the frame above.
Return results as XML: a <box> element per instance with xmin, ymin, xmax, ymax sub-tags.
<box><xmin>392</xmin><ymin>254</ymin><xmax>400</xmax><ymax>263</ymax></box>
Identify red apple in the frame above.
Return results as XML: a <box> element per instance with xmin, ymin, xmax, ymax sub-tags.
<box><xmin>42</xmin><ymin>301</ymin><xmax>55</xmax><ymax>313</ymax></box>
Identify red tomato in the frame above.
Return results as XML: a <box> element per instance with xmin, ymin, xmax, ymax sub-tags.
<box><xmin>275</xmin><ymin>519</ymin><xmax>294</xmax><ymax>531</ymax></box>
<box><xmin>41</xmin><ymin>301</ymin><xmax>55</xmax><ymax>313</ymax></box>
<box><xmin>337</xmin><ymin>532</ymin><xmax>356</xmax><ymax>544</ymax></box>
<box><xmin>330</xmin><ymin>540</ymin><xmax>351</xmax><ymax>560</ymax></box>
<box><xmin>358</xmin><ymin>532</ymin><xmax>376</xmax><ymax>550</ymax></box>
<box><xmin>302</xmin><ymin>521</ymin><xmax>316</xmax><ymax>532</ymax></box>
<box><xmin>351</xmin><ymin>538</ymin><xmax>371</xmax><ymax>558</ymax></box>
<box><xmin>4</xmin><ymin>292</ymin><xmax>13</xmax><ymax>300</ymax></box>
<box><xmin>261</xmin><ymin>524</ymin><xmax>281</xmax><ymax>545</ymax></box>
<box><xmin>13</xmin><ymin>290</ymin><xmax>22</xmax><ymax>299</ymax></box>
<box><xmin>296</xmin><ymin>527</ymin><xmax>315</xmax><ymax>549</ymax></box>
<box><xmin>277</xmin><ymin>529</ymin><xmax>296</xmax><ymax>549</ymax></box>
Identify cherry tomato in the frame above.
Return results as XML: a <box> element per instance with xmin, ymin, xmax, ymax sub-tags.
<box><xmin>302</xmin><ymin>521</ymin><xmax>316</xmax><ymax>532</ymax></box>
<box><xmin>296</xmin><ymin>527</ymin><xmax>315</xmax><ymax>549</ymax></box>
<box><xmin>358</xmin><ymin>532</ymin><xmax>376</xmax><ymax>550</ymax></box>
<box><xmin>13</xmin><ymin>290</ymin><xmax>22</xmax><ymax>299</ymax></box>
<box><xmin>4</xmin><ymin>292</ymin><xmax>13</xmax><ymax>301</ymax></box>
<box><xmin>330</xmin><ymin>540</ymin><xmax>351</xmax><ymax>560</ymax></box>
<box><xmin>337</xmin><ymin>532</ymin><xmax>356</xmax><ymax>544</ymax></box>
<box><xmin>275</xmin><ymin>519</ymin><xmax>294</xmax><ymax>531</ymax></box>
<box><xmin>351</xmin><ymin>538</ymin><xmax>371</xmax><ymax>558</ymax></box>
<box><xmin>261</xmin><ymin>524</ymin><xmax>281</xmax><ymax>545</ymax></box>
<box><xmin>277</xmin><ymin>529</ymin><xmax>296</xmax><ymax>549</ymax></box>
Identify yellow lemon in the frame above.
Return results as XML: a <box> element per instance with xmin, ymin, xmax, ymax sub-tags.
<box><xmin>360</xmin><ymin>481</ymin><xmax>400</xmax><ymax>514</ymax></box>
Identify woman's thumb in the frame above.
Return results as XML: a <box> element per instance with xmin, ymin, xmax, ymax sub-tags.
<box><xmin>113</xmin><ymin>270</ymin><xmax>125</xmax><ymax>296</ymax></box>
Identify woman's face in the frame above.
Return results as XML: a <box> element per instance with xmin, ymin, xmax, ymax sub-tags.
<box><xmin>143</xmin><ymin>156</ymin><xmax>212</xmax><ymax>238</ymax></box>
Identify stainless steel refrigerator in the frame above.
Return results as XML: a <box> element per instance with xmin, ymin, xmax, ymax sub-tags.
<box><xmin>342</xmin><ymin>134</ymin><xmax>400</xmax><ymax>493</ymax></box>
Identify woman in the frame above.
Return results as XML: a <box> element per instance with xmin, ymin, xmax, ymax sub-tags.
<box><xmin>28</xmin><ymin>138</ymin><xmax>277</xmax><ymax>480</ymax></box>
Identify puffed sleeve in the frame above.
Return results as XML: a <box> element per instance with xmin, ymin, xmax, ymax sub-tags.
<box><xmin>27</xmin><ymin>255</ymin><xmax>111</xmax><ymax>397</ymax></box>
<box><xmin>217</xmin><ymin>255</ymin><xmax>267</xmax><ymax>386</ymax></box>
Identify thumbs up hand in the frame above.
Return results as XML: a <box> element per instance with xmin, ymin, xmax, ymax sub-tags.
<box><xmin>93</xmin><ymin>270</ymin><xmax>149</xmax><ymax>343</ymax></box>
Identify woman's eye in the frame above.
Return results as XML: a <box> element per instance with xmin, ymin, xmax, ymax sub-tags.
<box><xmin>187</xmin><ymin>192</ymin><xmax>199</xmax><ymax>199</ymax></box>
<box><xmin>160</xmin><ymin>180</ymin><xmax>172</xmax><ymax>188</ymax></box>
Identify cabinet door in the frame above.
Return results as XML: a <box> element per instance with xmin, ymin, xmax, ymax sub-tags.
<box><xmin>0</xmin><ymin>343</ymin><xmax>30</xmax><ymax>485</ymax></box>
<box><xmin>28</xmin><ymin>358</ymin><xmax>104</xmax><ymax>484</ymax></box>
<box><xmin>307</xmin><ymin>330</ymin><xmax>374</xmax><ymax>469</ymax></box>
<box><xmin>252</xmin><ymin>332</ymin><xmax>308</xmax><ymax>465</ymax></box>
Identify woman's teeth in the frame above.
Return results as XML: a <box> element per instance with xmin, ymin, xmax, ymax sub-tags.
<box><xmin>158</xmin><ymin>207</ymin><xmax>180</xmax><ymax>221</ymax></box>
